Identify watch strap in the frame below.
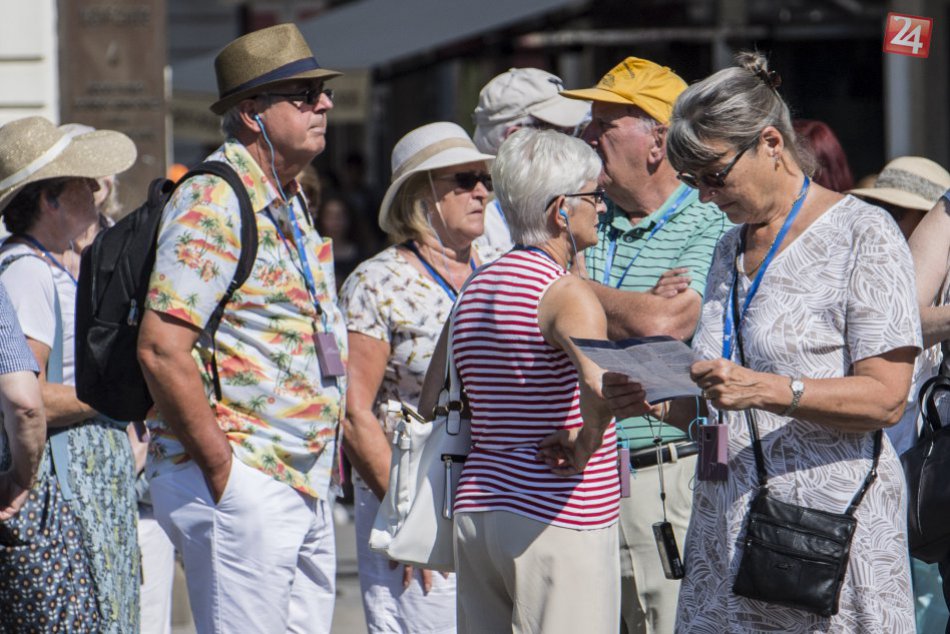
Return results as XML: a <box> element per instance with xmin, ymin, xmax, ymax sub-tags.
<box><xmin>781</xmin><ymin>377</ymin><xmax>804</xmax><ymax>417</ymax></box>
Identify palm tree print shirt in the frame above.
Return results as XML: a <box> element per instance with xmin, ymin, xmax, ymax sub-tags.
<box><xmin>144</xmin><ymin>139</ymin><xmax>347</xmax><ymax>500</ymax></box>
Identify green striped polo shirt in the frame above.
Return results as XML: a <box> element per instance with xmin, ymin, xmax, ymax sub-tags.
<box><xmin>585</xmin><ymin>184</ymin><xmax>731</xmax><ymax>450</ymax></box>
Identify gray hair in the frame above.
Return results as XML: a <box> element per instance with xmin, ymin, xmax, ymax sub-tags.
<box><xmin>473</xmin><ymin>114</ymin><xmax>535</xmax><ymax>155</ymax></box>
<box><xmin>492</xmin><ymin>128</ymin><xmax>602</xmax><ymax>246</ymax></box>
<box><xmin>666</xmin><ymin>51</ymin><xmax>815</xmax><ymax>178</ymax></box>
<box><xmin>220</xmin><ymin>95</ymin><xmax>277</xmax><ymax>138</ymax></box>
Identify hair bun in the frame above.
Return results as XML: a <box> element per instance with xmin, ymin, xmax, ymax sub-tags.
<box><xmin>736</xmin><ymin>51</ymin><xmax>782</xmax><ymax>91</ymax></box>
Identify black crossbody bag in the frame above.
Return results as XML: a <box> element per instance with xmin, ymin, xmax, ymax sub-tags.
<box><xmin>729</xmin><ymin>265</ymin><xmax>882</xmax><ymax>618</ymax></box>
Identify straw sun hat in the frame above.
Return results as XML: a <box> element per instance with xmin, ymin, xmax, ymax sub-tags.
<box><xmin>378</xmin><ymin>122</ymin><xmax>494</xmax><ymax>233</ymax></box>
<box><xmin>211</xmin><ymin>23</ymin><xmax>342</xmax><ymax>115</ymax></box>
<box><xmin>0</xmin><ymin>116</ymin><xmax>137</xmax><ymax>214</ymax></box>
<box><xmin>848</xmin><ymin>156</ymin><xmax>950</xmax><ymax>211</ymax></box>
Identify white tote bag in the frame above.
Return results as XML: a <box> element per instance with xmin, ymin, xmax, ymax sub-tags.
<box><xmin>369</xmin><ymin>284</ymin><xmax>472</xmax><ymax>572</ymax></box>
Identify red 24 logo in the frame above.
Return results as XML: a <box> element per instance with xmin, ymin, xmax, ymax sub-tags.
<box><xmin>883</xmin><ymin>13</ymin><xmax>933</xmax><ymax>58</ymax></box>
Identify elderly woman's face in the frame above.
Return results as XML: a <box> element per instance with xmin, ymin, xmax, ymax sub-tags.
<box><xmin>52</xmin><ymin>177</ymin><xmax>100</xmax><ymax>226</ymax></box>
<box><xmin>688</xmin><ymin>138</ymin><xmax>773</xmax><ymax>223</ymax></box>
<box><xmin>427</xmin><ymin>161</ymin><xmax>490</xmax><ymax>246</ymax></box>
<box><xmin>563</xmin><ymin>179</ymin><xmax>605</xmax><ymax>251</ymax></box>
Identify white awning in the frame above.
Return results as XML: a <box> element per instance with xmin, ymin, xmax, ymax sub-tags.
<box><xmin>172</xmin><ymin>0</ymin><xmax>583</xmax><ymax>94</ymax></box>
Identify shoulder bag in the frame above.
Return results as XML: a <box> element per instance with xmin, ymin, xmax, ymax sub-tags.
<box><xmin>729</xmin><ymin>274</ymin><xmax>881</xmax><ymax>617</ymax></box>
<box><xmin>368</xmin><ymin>270</ymin><xmax>474</xmax><ymax>572</ymax></box>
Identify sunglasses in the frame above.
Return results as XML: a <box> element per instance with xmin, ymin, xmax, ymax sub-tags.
<box><xmin>677</xmin><ymin>145</ymin><xmax>750</xmax><ymax>190</ymax></box>
<box><xmin>437</xmin><ymin>171</ymin><xmax>493</xmax><ymax>192</ymax></box>
<box><xmin>264</xmin><ymin>86</ymin><xmax>334</xmax><ymax>108</ymax></box>
<box><xmin>546</xmin><ymin>188</ymin><xmax>607</xmax><ymax>210</ymax></box>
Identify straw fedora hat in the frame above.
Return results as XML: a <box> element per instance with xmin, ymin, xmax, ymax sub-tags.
<box><xmin>0</xmin><ymin>116</ymin><xmax>136</xmax><ymax>214</ymax></box>
<box><xmin>849</xmin><ymin>156</ymin><xmax>950</xmax><ymax>211</ymax></box>
<box><xmin>378</xmin><ymin>122</ymin><xmax>494</xmax><ymax>233</ymax></box>
<box><xmin>210</xmin><ymin>23</ymin><xmax>342</xmax><ymax>115</ymax></box>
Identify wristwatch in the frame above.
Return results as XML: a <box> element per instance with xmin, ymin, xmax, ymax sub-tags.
<box><xmin>782</xmin><ymin>377</ymin><xmax>805</xmax><ymax>417</ymax></box>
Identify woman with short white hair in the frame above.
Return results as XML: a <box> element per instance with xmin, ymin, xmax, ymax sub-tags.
<box><xmin>421</xmin><ymin>128</ymin><xmax>631</xmax><ymax>633</ymax></box>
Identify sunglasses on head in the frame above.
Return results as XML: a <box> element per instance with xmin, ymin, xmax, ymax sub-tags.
<box><xmin>437</xmin><ymin>171</ymin><xmax>493</xmax><ymax>192</ymax></box>
<box><xmin>263</xmin><ymin>86</ymin><xmax>334</xmax><ymax>107</ymax></box>
<box><xmin>677</xmin><ymin>144</ymin><xmax>752</xmax><ymax>190</ymax></box>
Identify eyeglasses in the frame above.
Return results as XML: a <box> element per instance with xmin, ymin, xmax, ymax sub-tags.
<box><xmin>677</xmin><ymin>145</ymin><xmax>751</xmax><ymax>190</ymax></box>
<box><xmin>546</xmin><ymin>188</ymin><xmax>607</xmax><ymax>210</ymax></box>
<box><xmin>264</xmin><ymin>86</ymin><xmax>334</xmax><ymax>108</ymax></box>
<box><xmin>437</xmin><ymin>171</ymin><xmax>493</xmax><ymax>192</ymax></box>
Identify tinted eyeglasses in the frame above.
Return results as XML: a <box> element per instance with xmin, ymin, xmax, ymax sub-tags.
<box><xmin>677</xmin><ymin>145</ymin><xmax>751</xmax><ymax>190</ymax></box>
<box><xmin>437</xmin><ymin>171</ymin><xmax>493</xmax><ymax>192</ymax></box>
<box><xmin>546</xmin><ymin>189</ymin><xmax>607</xmax><ymax>210</ymax></box>
<box><xmin>264</xmin><ymin>86</ymin><xmax>334</xmax><ymax>108</ymax></box>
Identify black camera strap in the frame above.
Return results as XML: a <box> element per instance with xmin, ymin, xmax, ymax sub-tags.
<box><xmin>730</xmin><ymin>251</ymin><xmax>882</xmax><ymax>516</ymax></box>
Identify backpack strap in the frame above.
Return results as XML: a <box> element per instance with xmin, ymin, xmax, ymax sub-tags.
<box><xmin>0</xmin><ymin>251</ymin><xmax>74</xmax><ymax>499</ymax></box>
<box><xmin>173</xmin><ymin>160</ymin><xmax>259</xmax><ymax>403</ymax></box>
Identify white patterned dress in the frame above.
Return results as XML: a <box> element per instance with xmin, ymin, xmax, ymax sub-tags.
<box><xmin>680</xmin><ymin>196</ymin><xmax>920</xmax><ymax>633</ymax></box>
<box><xmin>340</xmin><ymin>242</ymin><xmax>499</xmax><ymax>633</ymax></box>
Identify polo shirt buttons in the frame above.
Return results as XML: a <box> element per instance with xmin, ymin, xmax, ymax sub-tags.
<box><xmin>623</xmin><ymin>235</ymin><xmax>636</xmax><ymax>243</ymax></box>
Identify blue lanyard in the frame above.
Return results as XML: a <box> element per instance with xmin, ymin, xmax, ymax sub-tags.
<box><xmin>601</xmin><ymin>186</ymin><xmax>693</xmax><ymax>287</ymax></box>
<box><xmin>404</xmin><ymin>241</ymin><xmax>475</xmax><ymax>302</ymax></box>
<box><xmin>264</xmin><ymin>202</ymin><xmax>330</xmax><ymax>332</ymax></box>
<box><xmin>22</xmin><ymin>235</ymin><xmax>78</xmax><ymax>286</ymax></box>
<box><xmin>721</xmin><ymin>176</ymin><xmax>810</xmax><ymax>360</ymax></box>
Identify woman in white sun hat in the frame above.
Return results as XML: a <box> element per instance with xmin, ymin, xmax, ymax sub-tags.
<box><xmin>339</xmin><ymin>121</ymin><xmax>498</xmax><ymax>633</ymax></box>
<box><xmin>0</xmin><ymin>116</ymin><xmax>140</xmax><ymax>633</ymax></box>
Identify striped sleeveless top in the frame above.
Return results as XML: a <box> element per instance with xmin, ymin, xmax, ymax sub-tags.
<box><xmin>452</xmin><ymin>249</ymin><xmax>619</xmax><ymax>529</ymax></box>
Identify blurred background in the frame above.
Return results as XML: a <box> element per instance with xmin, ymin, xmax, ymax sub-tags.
<box><xmin>1</xmin><ymin>0</ymin><xmax>947</xmax><ymax>219</ymax></box>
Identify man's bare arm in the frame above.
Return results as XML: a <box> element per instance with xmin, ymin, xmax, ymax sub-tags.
<box><xmin>137</xmin><ymin>309</ymin><xmax>232</xmax><ymax>502</ymax></box>
<box><xmin>586</xmin><ymin>280</ymin><xmax>701</xmax><ymax>341</ymax></box>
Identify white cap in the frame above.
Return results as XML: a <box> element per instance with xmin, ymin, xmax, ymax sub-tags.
<box><xmin>473</xmin><ymin>68</ymin><xmax>590</xmax><ymax>152</ymax></box>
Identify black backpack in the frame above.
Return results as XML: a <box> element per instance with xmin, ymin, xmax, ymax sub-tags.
<box><xmin>75</xmin><ymin>161</ymin><xmax>258</xmax><ymax>421</ymax></box>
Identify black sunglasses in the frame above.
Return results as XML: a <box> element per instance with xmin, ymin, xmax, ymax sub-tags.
<box><xmin>437</xmin><ymin>171</ymin><xmax>493</xmax><ymax>192</ymax></box>
<box><xmin>546</xmin><ymin>188</ymin><xmax>607</xmax><ymax>210</ymax></box>
<box><xmin>264</xmin><ymin>86</ymin><xmax>334</xmax><ymax>107</ymax></box>
<box><xmin>677</xmin><ymin>145</ymin><xmax>750</xmax><ymax>190</ymax></box>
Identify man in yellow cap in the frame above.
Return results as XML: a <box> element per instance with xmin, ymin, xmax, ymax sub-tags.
<box><xmin>562</xmin><ymin>58</ymin><xmax>731</xmax><ymax>634</ymax></box>
<box><xmin>138</xmin><ymin>23</ymin><xmax>345</xmax><ymax>633</ymax></box>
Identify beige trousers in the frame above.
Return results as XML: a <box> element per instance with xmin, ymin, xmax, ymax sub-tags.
<box><xmin>618</xmin><ymin>454</ymin><xmax>696</xmax><ymax>634</ymax></box>
<box><xmin>455</xmin><ymin>510</ymin><xmax>620</xmax><ymax>634</ymax></box>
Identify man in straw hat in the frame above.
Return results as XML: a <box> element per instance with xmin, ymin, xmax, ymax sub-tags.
<box><xmin>137</xmin><ymin>23</ymin><xmax>345</xmax><ymax>633</ymax></box>
<box><xmin>560</xmin><ymin>58</ymin><xmax>730</xmax><ymax>634</ymax></box>
<box><xmin>472</xmin><ymin>68</ymin><xmax>591</xmax><ymax>251</ymax></box>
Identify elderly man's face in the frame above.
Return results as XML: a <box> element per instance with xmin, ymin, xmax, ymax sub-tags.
<box><xmin>582</xmin><ymin>102</ymin><xmax>659</xmax><ymax>205</ymax></box>
<box><xmin>255</xmin><ymin>79</ymin><xmax>334</xmax><ymax>164</ymax></box>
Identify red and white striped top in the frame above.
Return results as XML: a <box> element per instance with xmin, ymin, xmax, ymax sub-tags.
<box><xmin>452</xmin><ymin>249</ymin><xmax>619</xmax><ymax>530</ymax></box>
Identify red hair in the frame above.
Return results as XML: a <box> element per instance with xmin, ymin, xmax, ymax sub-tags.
<box><xmin>793</xmin><ymin>120</ymin><xmax>854</xmax><ymax>192</ymax></box>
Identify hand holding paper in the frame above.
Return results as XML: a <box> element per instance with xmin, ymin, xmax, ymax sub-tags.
<box><xmin>571</xmin><ymin>336</ymin><xmax>702</xmax><ymax>404</ymax></box>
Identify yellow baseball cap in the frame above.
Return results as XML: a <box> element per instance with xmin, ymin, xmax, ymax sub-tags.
<box><xmin>560</xmin><ymin>57</ymin><xmax>687</xmax><ymax>125</ymax></box>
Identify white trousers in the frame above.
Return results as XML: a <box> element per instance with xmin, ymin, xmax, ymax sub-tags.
<box><xmin>354</xmin><ymin>478</ymin><xmax>457</xmax><ymax>633</ymax></box>
<box><xmin>139</xmin><ymin>504</ymin><xmax>175</xmax><ymax>634</ymax></box>
<box><xmin>150</xmin><ymin>458</ymin><xmax>336</xmax><ymax>634</ymax></box>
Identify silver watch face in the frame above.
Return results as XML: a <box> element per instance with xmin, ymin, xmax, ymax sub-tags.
<box><xmin>791</xmin><ymin>379</ymin><xmax>805</xmax><ymax>393</ymax></box>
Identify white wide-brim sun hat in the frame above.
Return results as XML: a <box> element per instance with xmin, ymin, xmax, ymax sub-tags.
<box><xmin>0</xmin><ymin>116</ymin><xmax>137</xmax><ymax>213</ymax></box>
<box><xmin>378</xmin><ymin>122</ymin><xmax>494</xmax><ymax>234</ymax></box>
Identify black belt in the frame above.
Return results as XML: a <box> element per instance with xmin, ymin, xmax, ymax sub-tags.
<box><xmin>626</xmin><ymin>440</ymin><xmax>699</xmax><ymax>470</ymax></box>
